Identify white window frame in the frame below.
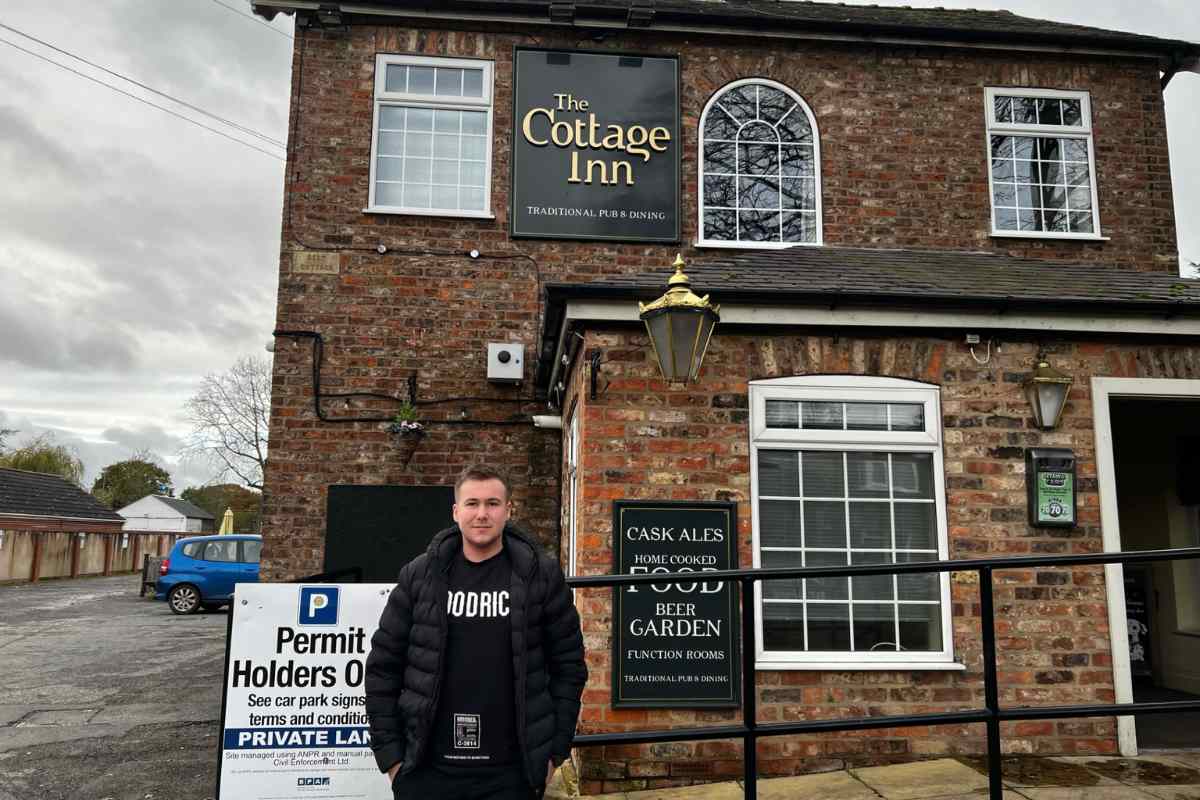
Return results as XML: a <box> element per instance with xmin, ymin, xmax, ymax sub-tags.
<box><xmin>366</xmin><ymin>54</ymin><xmax>495</xmax><ymax>218</ymax></box>
<box><xmin>984</xmin><ymin>87</ymin><xmax>1104</xmax><ymax>241</ymax></box>
<box><xmin>749</xmin><ymin>376</ymin><xmax>958</xmax><ymax>670</ymax></box>
<box><xmin>697</xmin><ymin>78</ymin><xmax>823</xmax><ymax>250</ymax></box>
<box><xmin>566</xmin><ymin>408</ymin><xmax>580</xmax><ymax>579</ymax></box>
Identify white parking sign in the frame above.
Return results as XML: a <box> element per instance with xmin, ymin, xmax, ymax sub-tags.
<box><xmin>218</xmin><ymin>583</ymin><xmax>395</xmax><ymax>800</ymax></box>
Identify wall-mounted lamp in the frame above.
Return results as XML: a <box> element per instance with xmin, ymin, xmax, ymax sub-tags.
<box><xmin>638</xmin><ymin>254</ymin><xmax>720</xmax><ymax>384</ymax></box>
<box><xmin>1024</xmin><ymin>352</ymin><xmax>1073</xmax><ymax>430</ymax></box>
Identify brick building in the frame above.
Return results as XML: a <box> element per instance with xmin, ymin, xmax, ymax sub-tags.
<box><xmin>252</xmin><ymin>0</ymin><xmax>1200</xmax><ymax>791</ymax></box>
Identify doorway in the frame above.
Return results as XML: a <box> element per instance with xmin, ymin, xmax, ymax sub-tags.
<box><xmin>1095</xmin><ymin>379</ymin><xmax>1200</xmax><ymax>753</ymax></box>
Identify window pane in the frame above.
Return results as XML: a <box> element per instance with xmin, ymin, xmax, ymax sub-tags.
<box><xmin>1018</xmin><ymin>209</ymin><xmax>1040</xmax><ymax>232</ymax></box>
<box><xmin>761</xmin><ymin>549</ymin><xmax>804</xmax><ymax>599</ymax></box>
<box><xmin>460</xmin><ymin>187</ymin><xmax>485</xmax><ymax>211</ymax></box>
<box><xmin>993</xmin><ymin>182</ymin><xmax>1015</xmax><ymax>207</ymax></box>
<box><xmin>704</xmin><ymin>104</ymin><xmax>740</xmax><ymax>140</ymax></box>
<box><xmin>1012</xmin><ymin>97</ymin><xmax>1038</xmax><ymax>124</ymax></box>
<box><xmin>738</xmin><ymin>210</ymin><xmax>779</xmax><ymax>242</ymax></box>
<box><xmin>765</xmin><ymin>400</ymin><xmax>799</xmax><ymax>428</ymax></box>
<box><xmin>406</xmin><ymin>133</ymin><xmax>431</xmax><ymax>157</ymax></box>
<box><xmin>243</xmin><ymin>540</ymin><xmax>263</xmax><ymax>564</ymax></box>
<box><xmin>805</xmin><ymin>550</ymin><xmax>848</xmax><ymax>601</ymax></box>
<box><xmin>802</xmin><ymin>402</ymin><xmax>843</xmax><ymax>431</ymax></box>
<box><xmin>777</xmin><ymin>108</ymin><xmax>812</xmax><ymax>143</ymax></box>
<box><xmin>990</xmin><ymin>135</ymin><xmax>1013</xmax><ymax>159</ymax></box>
<box><xmin>407</xmin><ymin>108</ymin><xmax>433</xmax><ymax>130</ymax></box>
<box><xmin>780</xmin><ymin>145</ymin><xmax>814</xmax><ymax>177</ymax></box>
<box><xmin>854</xmin><ymin>603</ymin><xmax>897</xmax><ymax>652</ymax></box>
<box><xmin>1041</xmin><ymin>184</ymin><xmax>1066</xmax><ymax>210</ymax></box>
<box><xmin>739</xmin><ymin>176</ymin><xmax>779</xmax><ymax>210</ymax></box>
<box><xmin>806</xmin><ymin>603</ymin><xmax>850</xmax><ymax>650</ymax></box>
<box><xmin>404</xmin><ymin>183</ymin><xmax>431</xmax><ymax>208</ymax></box>
<box><xmin>408</xmin><ymin>66</ymin><xmax>435</xmax><ymax>94</ymax></box>
<box><xmin>1037</xmin><ymin>98</ymin><xmax>1063</xmax><ymax>126</ymax></box>
<box><xmin>375</xmin><ymin>182</ymin><xmax>404</xmax><ymax>206</ymax></box>
<box><xmin>894</xmin><ymin>503</ymin><xmax>936</xmax><ymax>550</ymax></box>
<box><xmin>845</xmin><ymin>402</ymin><xmax>887</xmax><ymax>431</ymax></box>
<box><xmin>434</xmin><ymin>109</ymin><xmax>460</xmax><ymax>133</ymax></box>
<box><xmin>763</xmin><ymin>603</ymin><xmax>806</xmax><ymax>651</ymax></box>
<box><xmin>896</xmin><ymin>552</ymin><xmax>939</xmax><ymax>601</ymax></box>
<box><xmin>704</xmin><ymin>175</ymin><xmax>736</xmax><ymax>207</ymax></box>
<box><xmin>717</xmin><ymin>85</ymin><xmax>756</xmax><ymax>123</ymax></box>
<box><xmin>462</xmin><ymin>68</ymin><xmax>484</xmax><ymax>97</ymax></box>
<box><xmin>801</xmin><ymin>451</ymin><xmax>844</xmax><ymax>497</ymax></box>
<box><xmin>758</xmin><ymin>450</ymin><xmax>800</xmax><ymax>496</ymax></box>
<box><xmin>378</xmin><ymin>131</ymin><xmax>405</xmax><ymax>156</ymax></box>
<box><xmin>1012</xmin><ymin>137</ymin><xmax>1035</xmax><ymax>159</ymax></box>
<box><xmin>992</xmin><ymin>159</ymin><xmax>1013</xmax><ymax>182</ymax></box>
<box><xmin>780</xmin><ymin>178</ymin><xmax>814</xmax><ymax>210</ymax></box>
<box><xmin>1068</xmin><ymin>211</ymin><xmax>1094</xmax><ymax>233</ymax></box>
<box><xmin>404</xmin><ymin>156</ymin><xmax>431</xmax><ymax>182</ymax></box>
<box><xmin>1066</xmin><ymin>162</ymin><xmax>1091</xmax><ymax>186</ymax></box>
<box><xmin>432</xmin><ymin>159</ymin><xmax>458</xmax><ymax>184</ymax></box>
<box><xmin>899</xmin><ymin>603</ymin><xmax>942</xmax><ymax>651</ymax></box>
<box><xmin>994</xmin><ymin>207</ymin><xmax>1017</xmax><ymax>231</ymax></box>
<box><xmin>738</xmin><ymin>143</ymin><xmax>778</xmax><ymax>176</ymax></box>
<box><xmin>993</xmin><ymin>95</ymin><xmax>1012</xmax><ymax>123</ymax></box>
<box><xmin>704</xmin><ymin>140</ymin><xmax>736</xmax><ymax>173</ymax></box>
<box><xmin>892</xmin><ymin>453</ymin><xmax>934</xmax><ymax>498</ymax></box>
<box><xmin>852</xmin><ymin>551</ymin><xmax>895</xmax><ymax>603</ymax></box>
<box><xmin>1062</xmin><ymin>98</ymin><xmax>1083</xmax><ymax>126</ymax></box>
<box><xmin>849</xmin><ymin>501</ymin><xmax>891</xmax><ymax>549</ymax></box>
<box><xmin>758</xmin><ymin>86</ymin><xmax>793</xmax><ymax>125</ymax></box>
<box><xmin>781</xmin><ymin>212</ymin><xmax>816</xmax><ymax>243</ymax></box>
<box><xmin>431</xmin><ymin>185</ymin><xmax>458</xmax><ymax>210</ymax></box>
<box><xmin>461</xmin><ymin>135</ymin><xmax>485</xmax><ymax>159</ymax></box>
<box><xmin>460</xmin><ymin>162</ymin><xmax>485</xmax><ymax>187</ymax></box>
<box><xmin>703</xmin><ymin>209</ymin><xmax>736</xmax><ymax>240</ymax></box>
<box><xmin>461</xmin><ymin>110</ymin><xmax>486</xmax><ymax>135</ymax></box>
<box><xmin>376</xmin><ymin>157</ymin><xmax>403</xmax><ymax>181</ymax></box>
<box><xmin>803</xmin><ymin>501</ymin><xmax>846</xmax><ymax>549</ymax></box>
<box><xmin>435</xmin><ymin>67</ymin><xmax>462</xmax><ymax>96</ymax></box>
<box><xmin>379</xmin><ymin>106</ymin><xmax>405</xmax><ymax>130</ymax></box>
<box><xmin>847</xmin><ymin>452</ymin><xmax>890</xmax><ymax>498</ymax></box>
<box><xmin>385</xmin><ymin>64</ymin><xmax>407</xmax><ymax>93</ymax></box>
<box><xmin>759</xmin><ymin>500</ymin><xmax>802</xmax><ymax>548</ymax></box>
<box><xmin>1063</xmin><ymin>138</ymin><xmax>1088</xmax><ymax>162</ymax></box>
<box><xmin>1038</xmin><ymin>159</ymin><xmax>1064</xmax><ymax>186</ymax></box>
<box><xmin>433</xmin><ymin>134</ymin><xmax>459</xmax><ymax>158</ymax></box>
<box><xmin>204</xmin><ymin>541</ymin><xmax>237</xmax><ymax>562</ymax></box>
<box><xmin>890</xmin><ymin>404</ymin><xmax>924</xmax><ymax>432</ymax></box>
<box><xmin>739</xmin><ymin>120</ymin><xmax>777</xmax><ymax>144</ymax></box>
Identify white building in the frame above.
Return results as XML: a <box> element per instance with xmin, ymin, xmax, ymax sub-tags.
<box><xmin>117</xmin><ymin>495</ymin><xmax>215</xmax><ymax>533</ymax></box>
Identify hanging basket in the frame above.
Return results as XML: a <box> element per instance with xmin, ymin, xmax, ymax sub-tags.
<box><xmin>388</xmin><ymin>424</ymin><xmax>425</xmax><ymax>468</ymax></box>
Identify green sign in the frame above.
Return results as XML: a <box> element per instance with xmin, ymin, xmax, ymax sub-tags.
<box><xmin>1035</xmin><ymin>471</ymin><xmax>1074</xmax><ymax>524</ymax></box>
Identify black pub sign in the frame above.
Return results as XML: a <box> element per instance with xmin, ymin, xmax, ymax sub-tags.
<box><xmin>612</xmin><ymin>500</ymin><xmax>740</xmax><ymax>708</ymax></box>
<box><xmin>510</xmin><ymin>48</ymin><xmax>680</xmax><ymax>242</ymax></box>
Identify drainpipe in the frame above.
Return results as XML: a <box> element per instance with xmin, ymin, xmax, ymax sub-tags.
<box><xmin>1162</xmin><ymin>53</ymin><xmax>1200</xmax><ymax>90</ymax></box>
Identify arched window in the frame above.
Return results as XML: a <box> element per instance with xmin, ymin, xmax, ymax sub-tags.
<box><xmin>698</xmin><ymin>79</ymin><xmax>821</xmax><ymax>247</ymax></box>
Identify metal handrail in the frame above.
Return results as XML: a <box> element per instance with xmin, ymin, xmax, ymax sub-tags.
<box><xmin>566</xmin><ymin>546</ymin><xmax>1200</xmax><ymax>800</ymax></box>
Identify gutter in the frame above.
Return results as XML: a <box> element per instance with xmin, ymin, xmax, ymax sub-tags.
<box><xmin>1163</xmin><ymin>53</ymin><xmax>1200</xmax><ymax>90</ymax></box>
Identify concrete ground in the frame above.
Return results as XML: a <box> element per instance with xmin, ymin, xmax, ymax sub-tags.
<box><xmin>0</xmin><ymin>574</ymin><xmax>226</xmax><ymax>800</ymax></box>
<box><xmin>548</xmin><ymin>753</ymin><xmax>1200</xmax><ymax>800</ymax></box>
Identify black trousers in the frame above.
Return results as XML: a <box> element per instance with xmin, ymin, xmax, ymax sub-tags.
<box><xmin>392</xmin><ymin>762</ymin><xmax>535</xmax><ymax>800</ymax></box>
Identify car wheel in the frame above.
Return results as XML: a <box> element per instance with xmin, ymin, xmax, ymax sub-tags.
<box><xmin>168</xmin><ymin>584</ymin><xmax>201</xmax><ymax>615</ymax></box>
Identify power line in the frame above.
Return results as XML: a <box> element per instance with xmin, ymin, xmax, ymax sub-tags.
<box><xmin>0</xmin><ymin>35</ymin><xmax>285</xmax><ymax>162</ymax></box>
<box><xmin>0</xmin><ymin>20</ymin><xmax>287</xmax><ymax>149</ymax></box>
<box><xmin>207</xmin><ymin>0</ymin><xmax>295</xmax><ymax>41</ymax></box>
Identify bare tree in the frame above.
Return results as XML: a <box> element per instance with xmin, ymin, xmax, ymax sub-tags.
<box><xmin>183</xmin><ymin>356</ymin><xmax>271</xmax><ymax>490</ymax></box>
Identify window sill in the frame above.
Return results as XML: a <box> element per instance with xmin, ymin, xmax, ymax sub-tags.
<box><xmin>1173</xmin><ymin>628</ymin><xmax>1200</xmax><ymax>639</ymax></box>
<box><xmin>756</xmin><ymin>660</ymin><xmax>966</xmax><ymax>672</ymax></box>
<box><xmin>989</xmin><ymin>231</ymin><xmax>1110</xmax><ymax>242</ymax></box>
<box><xmin>363</xmin><ymin>206</ymin><xmax>495</xmax><ymax>220</ymax></box>
<box><xmin>695</xmin><ymin>239</ymin><xmax>822</xmax><ymax>250</ymax></box>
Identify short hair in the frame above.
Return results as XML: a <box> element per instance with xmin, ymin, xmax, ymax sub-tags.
<box><xmin>454</xmin><ymin>464</ymin><xmax>511</xmax><ymax>500</ymax></box>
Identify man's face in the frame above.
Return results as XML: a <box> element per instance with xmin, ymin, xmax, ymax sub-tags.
<box><xmin>452</xmin><ymin>478</ymin><xmax>510</xmax><ymax>557</ymax></box>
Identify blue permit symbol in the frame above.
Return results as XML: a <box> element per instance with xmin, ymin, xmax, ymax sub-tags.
<box><xmin>299</xmin><ymin>587</ymin><xmax>339</xmax><ymax>625</ymax></box>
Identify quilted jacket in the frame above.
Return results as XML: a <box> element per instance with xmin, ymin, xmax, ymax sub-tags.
<box><xmin>364</xmin><ymin>523</ymin><xmax>587</xmax><ymax>791</ymax></box>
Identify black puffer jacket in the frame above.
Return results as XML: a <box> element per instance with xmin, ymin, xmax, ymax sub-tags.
<box><xmin>364</xmin><ymin>524</ymin><xmax>587</xmax><ymax>791</ymax></box>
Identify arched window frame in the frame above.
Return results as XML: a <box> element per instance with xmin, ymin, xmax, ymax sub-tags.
<box><xmin>697</xmin><ymin>78</ymin><xmax>823</xmax><ymax>249</ymax></box>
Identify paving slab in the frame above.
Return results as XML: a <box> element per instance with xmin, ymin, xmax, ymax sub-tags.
<box><xmin>1158</xmin><ymin>754</ymin><xmax>1200</xmax><ymax>770</ymax></box>
<box><xmin>1068</xmin><ymin>756</ymin><xmax>1200</xmax><ymax>786</ymax></box>
<box><xmin>853</xmin><ymin>758</ymin><xmax>989</xmax><ymax>800</ymax></box>
<box><xmin>621</xmin><ymin>782</ymin><xmax>745</xmax><ymax>799</ymax></box>
<box><xmin>1020</xmin><ymin>787</ymin><xmax>1160</xmax><ymax>799</ymax></box>
<box><xmin>963</xmin><ymin>756</ymin><xmax>1121</xmax><ymax>787</ymax></box>
<box><xmin>1139</xmin><ymin>787</ymin><xmax>1200</xmax><ymax>800</ymax></box>
<box><xmin>754</xmin><ymin>769</ymin><xmax>878</xmax><ymax>799</ymax></box>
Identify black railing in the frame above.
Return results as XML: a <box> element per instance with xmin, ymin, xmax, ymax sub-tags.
<box><xmin>567</xmin><ymin>546</ymin><xmax>1200</xmax><ymax>800</ymax></box>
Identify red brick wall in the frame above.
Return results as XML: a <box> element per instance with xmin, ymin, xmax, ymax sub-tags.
<box><xmin>560</xmin><ymin>329</ymin><xmax>1200</xmax><ymax>793</ymax></box>
<box><xmin>262</xmin><ymin>21</ymin><xmax>1178</xmax><ymax>588</ymax></box>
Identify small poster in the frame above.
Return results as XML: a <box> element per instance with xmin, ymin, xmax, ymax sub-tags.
<box><xmin>612</xmin><ymin>501</ymin><xmax>740</xmax><ymax>708</ymax></box>
<box><xmin>1035</xmin><ymin>471</ymin><xmax>1074</xmax><ymax>524</ymax></box>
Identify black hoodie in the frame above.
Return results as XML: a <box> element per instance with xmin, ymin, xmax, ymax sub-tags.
<box><xmin>364</xmin><ymin>523</ymin><xmax>587</xmax><ymax>791</ymax></box>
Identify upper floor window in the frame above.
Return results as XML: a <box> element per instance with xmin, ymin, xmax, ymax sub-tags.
<box><xmin>986</xmin><ymin>88</ymin><xmax>1100</xmax><ymax>238</ymax></box>
<box><xmin>367</xmin><ymin>54</ymin><xmax>494</xmax><ymax>218</ymax></box>
<box><xmin>698</xmin><ymin>79</ymin><xmax>821</xmax><ymax>248</ymax></box>
<box><xmin>750</xmin><ymin>376</ymin><xmax>955</xmax><ymax>670</ymax></box>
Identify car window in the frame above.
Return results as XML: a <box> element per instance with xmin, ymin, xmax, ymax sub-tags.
<box><xmin>182</xmin><ymin>542</ymin><xmax>203</xmax><ymax>558</ymax></box>
<box><xmin>241</xmin><ymin>540</ymin><xmax>262</xmax><ymax>564</ymax></box>
<box><xmin>202</xmin><ymin>540</ymin><xmax>239</xmax><ymax>562</ymax></box>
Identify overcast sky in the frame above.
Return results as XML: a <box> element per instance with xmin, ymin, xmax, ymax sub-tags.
<box><xmin>0</xmin><ymin>1</ymin><xmax>1196</xmax><ymax>491</ymax></box>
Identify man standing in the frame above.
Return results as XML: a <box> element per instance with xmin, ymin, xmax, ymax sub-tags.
<box><xmin>365</xmin><ymin>465</ymin><xmax>587</xmax><ymax>799</ymax></box>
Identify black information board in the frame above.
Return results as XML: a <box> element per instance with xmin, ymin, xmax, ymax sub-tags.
<box><xmin>510</xmin><ymin>47</ymin><xmax>680</xmax><ymax>242</ymax></box>
<box><xmin>612</xmin><ymin>500</ymin><xmax>739</xmax><ymax>708</ymax></box>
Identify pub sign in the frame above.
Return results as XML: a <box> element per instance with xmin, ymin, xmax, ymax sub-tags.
<box><xmin>612</xmin><ymin>500</ymin><xmax>740</xmax><ymax>708</ymax></box>
<box><xmin>510</xmin><ymin>48</ymin><xmax>680</xmax><ymax>242</ymax></box>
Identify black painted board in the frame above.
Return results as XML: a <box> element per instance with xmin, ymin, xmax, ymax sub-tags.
<box><xmin>325</xmin><ymin>485</ymin><xmax>453</xmax><ymax>582</ymax></box>
<box><xmin>612</xmin><ymin>500</ymin><xmax>740</xmax><ymax>708</ymax></box>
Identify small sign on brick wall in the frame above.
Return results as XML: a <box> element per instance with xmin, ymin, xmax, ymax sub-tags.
<box><xmin>611</xmin><ymin>500</ymin><xmax>740</xmax><ymax>708</ymax></box>
<box><xmin>291</xmin><ymin>251</ymin><xmax>340</xmax><ymax>275</ymax></box>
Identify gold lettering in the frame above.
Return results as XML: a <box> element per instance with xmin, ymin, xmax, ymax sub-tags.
<box><xmin>611</xmin><ymin>160</ymin><xmax>633</xmax><ymax>186</ymax></box>
<box><xmin>551</xmin><ymin>120</ymin><xmax>574</xmax><ymax>147</ymax></box>
<box><xmin>521</xmin><ymin>107</ymin><xmax>552</xmax><ymax>146</ymax></box>
<box><xmin>648</xmin><ymin>126</ymin><xmax>671</xmax><ymax>152</ymax></box>
<box><xmin>585</xmin><ymin>158</ymin><xmax>608</xmax><ymax>185</ymax></box>
<box><xmin>568</xmin><ymin>150</ymin><xmax>582</xmax><ymax>183</ymax></box>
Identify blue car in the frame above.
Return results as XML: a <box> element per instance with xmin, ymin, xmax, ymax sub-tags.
<box><xmin>156</xmin><ymin>534</ymin><xmax>262</xmax><ymax>615</ymax></box>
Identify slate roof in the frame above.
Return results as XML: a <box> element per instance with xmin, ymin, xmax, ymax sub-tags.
<box><xmin>142</xmin><ymin>495</ymin><xmax>216</xmax><ymax>520</ymax></box>
<box><xmin>537</xmin><ymin>246</ymin><xmax>1200</xmax><ymax>386</ymax></box>
<box><xmin>254</xmin><ymin>1</ymin><xmax>1200</xmax><ymax>59</ymax></box>
<box><xmin>0</xmin><ymin>467</ymin><xmax>124</xmax><ymax>523</ymax></box>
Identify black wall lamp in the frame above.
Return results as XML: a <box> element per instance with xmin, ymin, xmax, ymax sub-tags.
<box><xmin>1024</xmin><ymin>351</ymin><xmax>1074</xmax><ymax>430</ymax></box>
